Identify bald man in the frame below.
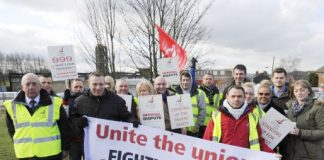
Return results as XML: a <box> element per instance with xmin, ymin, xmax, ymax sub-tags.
<box><xmin>4</xmin><ymin>73</ymin><xmax>69</xmax><ymax>159</ymax></box>
<box><xmin>154</xmin><ymin>76</ymin><xmax>181</xmax><ymax>133</ymax></box>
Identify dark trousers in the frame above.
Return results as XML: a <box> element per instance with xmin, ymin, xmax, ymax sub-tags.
<box><xmin>69</xmin><ymin>142</ymin><xmax>83</xmax><ymax>160</ymax></box>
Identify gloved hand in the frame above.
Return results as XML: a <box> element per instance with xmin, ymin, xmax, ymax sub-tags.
<box><xmin>78</xmin><ymin>117</ymin><xmax>88</xmax><ymax>129</ymax></box>
<box><xmin>133</xmin><ymin>121</ymin><xmax>140</xmax><ymax>128</ymax></box>
<box><xmin>192</xmin><ymin>125</ymin><xmax>199</xmax><ymax>133</ymax></box>
<box><xmin>190</xmin><ymin>57</ymin><xmax>198</xmax><ymax>68</ymax></box>
<box><xmin>63</xmin><ymin>89</ymin><xmax>71</xmax><ymax>101</ymax></box>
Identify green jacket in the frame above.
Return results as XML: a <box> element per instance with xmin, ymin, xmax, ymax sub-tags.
<box><xmin>283</xmin><ymin>100</ymin><xmax>324</xmax><ymax>160</ymax></box>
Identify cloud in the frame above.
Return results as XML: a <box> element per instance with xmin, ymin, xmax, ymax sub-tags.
<box><xmin>1</xmin><ymin>0</ymin><xmax>77</xmax><ymax>12</ymax></box>
<box><xmin>201</xmin><ymin>0</ymin><xmax>324</xmax><ymax>72</ymax></box>
<box><xmin>0</xmin><ymin>0</ymin><xmax>323</xmax><ymax>74</ymax></box>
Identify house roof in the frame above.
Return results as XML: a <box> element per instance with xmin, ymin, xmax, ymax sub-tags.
<box><xmin>316</xmin><ymin>66</ymin><xmax>324</xmax><ymax>73</ymax></box>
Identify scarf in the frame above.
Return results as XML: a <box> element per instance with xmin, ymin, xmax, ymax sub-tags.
<box><xmin>291</xmin><ymin>97</ymin><xmax>313</xmax><ymax>117</ymax></box>
<box><xmin>257</xmin><ymin>100</ymin><xmax>271</xmax><ymax>110</ymax></box>
<box><xmin>200</xmin><ymin>85</ymin><xmax>218</xmax><ymax>104</ymax></box>
<box><xmin>291</xmin><ymin>100</ymin><xmax>304</xmax><ymax>117</ymax></box>
<box><xmin>223</xmin><ymin>100</ymin><xmax>248</xmax><ymax>120</ymax></box>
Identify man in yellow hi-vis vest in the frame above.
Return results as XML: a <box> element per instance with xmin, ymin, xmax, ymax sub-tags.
<box><xmin>4</xmin><ymin>73</ymin><xmax>69</xmax><ymax>159</ymax></box>
<box><xmin>203</xmin><ymin>85</ymin><xmax>276</xmax><ymax>153</ymax></box>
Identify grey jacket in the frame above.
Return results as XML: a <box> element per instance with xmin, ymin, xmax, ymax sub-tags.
<box><xmin>283</xmin><ymin>100</ymin><xmax>324</xmax><ymax>160</ymax></box>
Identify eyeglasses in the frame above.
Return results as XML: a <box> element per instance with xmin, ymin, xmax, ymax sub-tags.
<box><xmin>258</xmin><ymin>93</ymin><xmax>271</xmax><ymax>96</ymax></box>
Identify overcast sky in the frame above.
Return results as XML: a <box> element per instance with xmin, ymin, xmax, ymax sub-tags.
<box><xmin>0</xmin><ymin>0</ymin><xmax>323</xmax><ymax>73</ymax></box>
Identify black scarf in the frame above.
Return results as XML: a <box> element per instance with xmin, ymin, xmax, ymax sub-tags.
<box><xmin>200</xmin><ymin>85</ymin><xmax>219</xmax><ymax>105</ymax></box>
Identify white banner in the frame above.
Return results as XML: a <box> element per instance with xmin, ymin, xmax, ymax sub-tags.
<box><xmin>260</xmin><ymin>108</ymin><xmax>295</xmax><ymax>149</ymax></box>
<box><xmin>118</xmin><ymin>94</ymin><xmax>133</xmax><ymax>112</ymax></box>
<box><xmin>84</xmin><ymin>117</ymin><xmax>278</xmax><ymax>160</ymax></box>
<box><xmin>167</xmin><ymin>94</ymin><xmax>194</xmax><ymax>129</ymax></box>
<box><xmin>158</xmin><ymin>57</ymin><xmax>180</xmax><ymax>85</ymax></box>
<box><xmin>138</xmin><ymin>95</ymin><xmax>165</xmax><ymax>129</ymax></box>
<box><xmin>47</xmin><ymin>45</ymin><xmax>78</xmax><ymax>81</ymax></box>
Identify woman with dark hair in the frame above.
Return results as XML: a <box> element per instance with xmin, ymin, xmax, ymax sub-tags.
<box><xmin>283</xmin><ymin>80</ymin><xmax>324</xmax><ymax>160</ymax></box>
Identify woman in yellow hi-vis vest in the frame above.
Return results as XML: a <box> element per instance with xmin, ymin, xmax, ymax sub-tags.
<box><xmin>4</xmin><ymin>73</ymin><xmax>69</xmax><ymax>159</ymax></box>
<box><xmin>203</xmin><ymin>85</ymin><xmax>280</xmax><ymax>157</ymax></box>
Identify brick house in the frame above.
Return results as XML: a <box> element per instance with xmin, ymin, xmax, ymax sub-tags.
<box><xmin>316</xmin><ymin>66</ymin><xmax>324</xmax><ymax>91</ymax></box>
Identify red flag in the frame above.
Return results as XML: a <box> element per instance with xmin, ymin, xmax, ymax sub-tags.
<box><xmin>155</xmin><ymin>24</ymin><xmax>187</xmax><ymax>70</ymax></box>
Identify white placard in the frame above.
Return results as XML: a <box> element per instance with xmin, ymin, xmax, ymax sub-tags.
<box><xmin>260</xmin><ymin>108</ymin><xmax>295</xmax><ymax>149</ymax></box>
<box><xmin>84</xmin><ymin>117</ymin><xmax>278</xmax><ymax>160</ymax></box>
<box><xmin>167</xmin><ymin>94</ymin><xmax>194</xmax><ymax>129</ymax></box>
<box><xmin>138</xmin><ymin>95</ymin><xmax>165</xmax><ymax>129</ymax></box>
<box><xmin>47</xmin><ymin>45</ymin><xmax>78</xmax><ymax>81</ymax></box>
<box><xmin>157</xmin><ymin>57</ymin><xmax>180</xmax><ymax>85</ymax></box>
<box><xmin>118</xmin><ymin>94</ymin><xmax>133</xmax><ymax>112</ymax></box>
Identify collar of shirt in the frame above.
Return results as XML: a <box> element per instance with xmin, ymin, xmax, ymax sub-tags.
<box><xmin>25</xmin><ymin>95</ymin><xmax>40</xmax><ymax>108</ymax></box>
<box><xmin>273</xmin><ymin>85</ymin><xmax>286</xmax><ymax>98</ymax></box>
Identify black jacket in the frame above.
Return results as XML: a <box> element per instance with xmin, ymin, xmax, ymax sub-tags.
<box><xmin>70</xmin><ymin>89</ymin><xmax>136</xmax><ymax>136</ymax></box>
<box><xmin>255</xmin><ymin>99</ymin><xmax>286</xmax><ymax>116</ymax></box>
<box><xmin>271</xmin><ymin>84</ymin><xmax>290</xmax><ymax>111</ymax></box>
<box><xmin>5</xmin><ymin>89</ymin><xmax>70</xmax><ymax>159</ymax></box>
<box><xmin>199</xmin><ymin>84</ymin><xmax>219</xmax><ymax>105</ymax></box>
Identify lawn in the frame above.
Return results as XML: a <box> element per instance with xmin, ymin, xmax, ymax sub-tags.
<box><xmin>0</xmin><ymin>108</ymin><xmax>17</xmax><ymax>159</ymax></box>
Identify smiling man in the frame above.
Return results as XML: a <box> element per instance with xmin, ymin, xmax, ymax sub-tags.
<box><xmin>39</xmin><ymin>73</ymin><xmax>58</xmax><ymax>97</ymax></box>
<box><xmin>70</xmin><ymin>72</ymin><xmax>138</xmax><ymax>160</ymax></box>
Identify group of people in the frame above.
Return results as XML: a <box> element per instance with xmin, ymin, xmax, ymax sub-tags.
<box><xmin>3</xmin><ymin>63</ymin><xmax>324</xmax><ymax>160</ymax></box>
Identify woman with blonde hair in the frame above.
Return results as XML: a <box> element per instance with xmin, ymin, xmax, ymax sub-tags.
<box><xmin>135</xmin><ymin>80</ymin><xmax>156</xmax><ymax>96</ymax></box>
<box><xmin>283</xmin><ymin>80</ymin><xmax>324</xmax><ymax>160</ymax></box>
<box><xmin>242</xmin><ymin>82</ymin><xmax>255</xmax><ymax>105</ymax></box>
<box><xmin>134</xmin><ymin>80</ymin><xmax>157</xmax><ymax>120</ymax></box>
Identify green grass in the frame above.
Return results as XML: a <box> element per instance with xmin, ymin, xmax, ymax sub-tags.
<box><xmin>0</xmin><ymin>109</ymin><xmax>17</xmax><ymax>160</ymax></box>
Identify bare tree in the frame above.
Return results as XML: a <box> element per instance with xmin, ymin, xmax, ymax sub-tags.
<box><xmin>79</xmin><ymin>0</ymin><xmax>117</xmax><ymax>77</ymax></box>
<box><xmin>0</xmin><ymin>52</ymin><xmax>48</xmax><ymax>74</ymax></box>
<box><xmin>120</xmin><ymin>0</ymin><xmax>213</xmax><ymax>80</ymax></box>
<box><xmin>0</xmin><ymin>52</ymin><xmax>5</xmax><ymax>85</ymax></box>
<box><xmin>278</xmin><ymin>56</ymin><xmax>301</xmax><ymax>73</ymax></box>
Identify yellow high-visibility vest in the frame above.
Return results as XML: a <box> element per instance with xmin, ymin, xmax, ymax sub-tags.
<box><xmin>253</xmin><ymin>104</ymin><xmax>265</xmax><ymax>119</ymax></box>
<box><xmin>211</xmin><ymin>109</ymin><xmax>261</xmax><ymax>151</ymax></box>
<box><xmin>186</xmin><ymin>89</ymin><xmax>205</xmax><ymax>133</ymax></box>
<box><xmin>4</xmin><ymin>96</ymin><xmax>62</xmax><ymax>158</ymax></box>
<box><xmin>204</xmin><ymin>93</ymin><xmax>223</xmax><ymax>125</ymax></box>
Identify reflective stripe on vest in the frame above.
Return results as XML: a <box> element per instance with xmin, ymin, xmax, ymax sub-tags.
<box><xmin>186</xmin><ymin>92</ymin><xmax>199</xmax><ymax>132</ymax></box>
<box><xmin>10</xmin><ymin>100</ymin><xmax>57</xmax><ymax>129</ymax></box>
<box><xmin>14</xmin><ymin>135</ymin><xmax>60</xmax><ymax>144</ymax></box>
<box><xmin>211</xmin><ymin>110</ymin><xmax>261</xmax><ymax>151</ymax></box>
<box><xmin>4</xmin><ymin>96</ymin><xmax>62</xmax><ymax>158</ymax></box>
